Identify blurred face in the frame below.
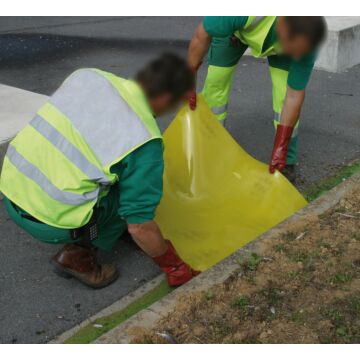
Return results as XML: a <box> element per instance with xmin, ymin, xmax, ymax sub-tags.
<box><xmin>148</xmin><ymin>93</ymin><xmax>176</xmax><ymax>117</ymax></box>
<box><xmin>276</xmin><ymin>17</ymin><xmax>312</xmax><ymax>60</ymax></box>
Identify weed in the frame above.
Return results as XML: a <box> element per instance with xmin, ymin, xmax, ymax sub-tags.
<box><xmin>258</xmin><ymin>286</ymin><xmax>284</xmax><ymax>307</ymax></box>
<box><xmin>237</xmin><ymin>253</ymin><xmax>263</xmax><ymax>284</ymax></box>
<box><xmin>346</xmin><ymin>297</ymin><xmax>360</xmax><ymax>316</ymax></box>
<box><xmin>305</xmin><ymin>160</ymin><xmax>360</xmax><ymax>201</ymax></box>
<box><xmin>274</xmin><ymin>244</ymin><xmax>287</xmax><ymax>253</ymax></box>
<box><xmin>248</xmin><ymin>253</ymin><xmax>262</xmax><ymax>271</ymax></box>
<box><xmin>335</xmin><ymin>327</ymin><xmax>348</xmax><ymax>338</ymax></box>
<box><xmin>321</xmin><ymin>295</ymin><xmax>360</xmax><ymax>343</ymax></box>
<box><xmin>331</xmin><ymin>273</ymin><xmax>353</xmax><ymax>284</ymax></box>
<box><xmin>238</xmin><ymin>252</ymin><xmax>262</xmax><ymax>279</ymax></box>
<box><xmin>323</xmin><ymin>308</ymin><xmax>344</xmax><ymax>324</ymax></box>
<box><xmin>352</xmin><ymin>232</ymin><xmax>360</xmax><ymax>241</ymax></box>
<box><xmin>231</xmin><ymin>295</ymin><xmax>250</xmax><ymax>308</ymax></box>
<box><xmin>290</xmin><ymin>310</ymin><xmax>306</xmax><ymax>325</ymax></box>
<box><xmin>64</xmin><ymin>280</ymin><xmax>172</xmax><ymax>344</ymax></box>
<box><xmin>291</xmin><ymin>251</ymin><xmax>309</xmax><ymax>263</ymax></box>
<box><xmin>205</xmin><ymin>291</ymin><xmax>215</xmax><ymax>301</ymax></box>
<box><xmin>244</xmin><ymin>274</ymin><xmax>256</xmax><ymax>284</ymax></box>
<box><xmin>288</xmin><ymin>270</ymin><xmax>301</xmax><ymax>279</ymax></box>
<box><xmin>289</xmin><ymin>250</ymin><xmax>324</xmax><ymax>268</ymax></box>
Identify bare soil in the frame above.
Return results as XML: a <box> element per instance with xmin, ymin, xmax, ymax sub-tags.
<box><xmin>136</xmin><ymin>184</ymin><xmax>360</xmax><ymax>344</ymax></box>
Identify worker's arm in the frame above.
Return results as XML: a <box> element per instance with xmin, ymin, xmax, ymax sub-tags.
<box><xmin>269</xmin><ymin>87</ymin><xmax>305</xmax><ymax>173</ymax></box>
<box><xmin>188</xmin><ymin>17</ymin><xmax>249</xmax><ymax>71</ymax></box>
<box><xmin>127</xmin><ymin>221</ymin><xmax>197</xmax><ymax>287</ymax></box>
<box><xmin>112</xmin><ymin>140</ymin><xmax>166</xmax><ymax>257</ymax></box>
<box><xmin>187</xmin><ymin>23</ymin><xmax>212</xmax><ymax>110</ymax></box>
<box><xmin>188</xmin><ymin>22</ymin><xmax>212</xmax><ymax>71</ymax></box>
<box><xmin>127</xmin><ymin>221</ymin><xmax>166</xmax><ymax>257</ymax></box>
<box><xmin>280</xmin><ymin>87</ymin><xmax>305</xmax><ymax>127</ymax></box>
<box><xmin>113</xmin><ymin>140</ymin><xmax>198</xmax><ymax>285</ymax></box>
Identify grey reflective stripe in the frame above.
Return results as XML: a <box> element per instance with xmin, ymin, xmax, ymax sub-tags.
<box><xmin>292</xmin><ymin>127</ymin><xmax>299</xmax><ymax>138</ymax></box>
<box><xmin>6</xmin><ymin>145</ymin><xmax>99</xmax><ymax>205</ymax></box>
<box><xmin>50</xmin><ymin>69</ymin><xmax>152</xmax><ymax>167</ymax></box>
<box><xmin>273</xmin><ymin>112</ymin><xmax>299</xmax><ymax>138</ymax></box>
<box><xmin>244</xmin><ymin>16</ymin><xmax>266</xmax><ymax>32</ymax></box>
<box><xmin>219</xmin><ymin>117</ymin><xmax>227</xmax><ymax>128</ymax></box>
<box><xmin>211</xmin><ymin>104</ymin><xmax>228</xmax><ymax>115</ymax></box>
<box><xmin>30</xmin><ymin>115</ymin><xmax>110</xmax><ymax>185</ymax></box>
<box><xmin>274</xmin><ymin>111</ymin><xmax>281</xmax><ymax>122</ymax></box>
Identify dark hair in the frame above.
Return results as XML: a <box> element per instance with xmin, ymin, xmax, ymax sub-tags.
<box><xmin>136</xmin><ymin>53</ymin><xmax>194</xmax><ymax>102</ymax></box>
<box><xmin>284</xmin><ymin>16</ymin><xmax>327</xmax><ymax>49</ymax></box>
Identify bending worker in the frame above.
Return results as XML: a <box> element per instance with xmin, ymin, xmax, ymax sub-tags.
<box><xmin>0</xmin><ymin>53</ymin><xmax>198</xmax><ymax>289</ymax></box>
<box><xmin>188</xmin><ymin>16</ymin><xmax>327</xmax><ymax>181</ymax></box>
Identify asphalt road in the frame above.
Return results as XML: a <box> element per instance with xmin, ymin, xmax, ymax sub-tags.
<box><xmin>0</xmin><ymin>17</ymin><xmax>359</xmax><ymax>343</ymax></box>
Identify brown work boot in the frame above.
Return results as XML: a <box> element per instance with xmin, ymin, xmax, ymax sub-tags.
<box><xmin>52</xmin><ymin>244</ymin><xmax>119</xmax><ymax>289</ymax></box>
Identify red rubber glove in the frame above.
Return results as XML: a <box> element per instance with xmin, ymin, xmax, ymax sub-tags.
<box><xmin>153</xmin><ymin>240</ymin><xmax>200</xmax><ymax>286</ymax></box>
<box><xmin>188</xmin><ymin>90</ymin><xmax>197</xmax><ymax>111</ymax></box>
<box><xmin>269</xmin><ymin>124</ymin><xmax>294</xmax><ymax>174</ymax></box>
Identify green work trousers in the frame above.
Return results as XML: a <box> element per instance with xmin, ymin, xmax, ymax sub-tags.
<box><xmin>3</xmin><ymin>186</ymin><xmax>126</xmax><ymax>251</ymax></box>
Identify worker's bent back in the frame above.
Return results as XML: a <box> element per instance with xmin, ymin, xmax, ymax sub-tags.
<box><xmin>0</xmin><ymin>68</ymin><xmax>162</xmax><ymax>229</ymax></box>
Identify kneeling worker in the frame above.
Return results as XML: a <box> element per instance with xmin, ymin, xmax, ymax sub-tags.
<box><xmin>0</xmin><ymin>53</ymin><xmax>197</xmax><ymax>288</ymax></box>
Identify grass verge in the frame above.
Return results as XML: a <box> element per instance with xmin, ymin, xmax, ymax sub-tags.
<box><xmin>304</xmin><ymin>159</ymin><xmax>360</xmax><ymax>202</ymax></box>
<box><xmin>64</xmin><ymin>280</ymin><xmax>173</xmax><ymax>344</ymax></box>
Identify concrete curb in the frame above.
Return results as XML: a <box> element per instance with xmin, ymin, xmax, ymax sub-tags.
<box><xmin>50</xmin><ymin>274</ymin><xmax>165</xmax><ymax>344</ymax></box>
<box><xmin>0</xmin><ymin>84</ymin><xmax>48</xmax><ymax>170</ymax></box>
<box><xmin>316</xmin><ymin>17</ymin><xmax>360</xmax><ymax>72</ymax></box>
<box><xmin>94</xmin><ymin>170</ymin><xmax>360</xmax><ymax>344</ymax></box>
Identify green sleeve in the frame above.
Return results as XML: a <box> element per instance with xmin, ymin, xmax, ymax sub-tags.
<box><xmin>287</xmin><ymin>51</ymin><xmax>317</xmax><ymax>90</ymax></box>
<box><xmin>203</xmin><ymin>16</ymin><xmax>249</xmax><ymax>37</ymax></box>
<box><xmin>110</xmin><ymin>139</ymin><xmax>164</xmax><ymax>224</ymax></box>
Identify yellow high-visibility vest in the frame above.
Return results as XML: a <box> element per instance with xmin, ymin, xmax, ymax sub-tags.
<box><xmin>0</xmin><ymin>69</ymin><xmax>162</xmax><ymax>228</ymax></box>
<box><xmin>234</xmin><ymin>16</ymin><xmax>281</xmax><ymax>58</ymax></box>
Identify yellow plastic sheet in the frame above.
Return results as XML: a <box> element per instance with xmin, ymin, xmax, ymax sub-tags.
<box><xmin>155</xmin><ymin>96</ymin><xmax>307</xmax><ymax>271</ymax></box>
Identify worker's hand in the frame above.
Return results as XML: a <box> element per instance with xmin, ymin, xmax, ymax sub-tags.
<box><xmin>187</xmin><ymin>62</ymin><xmax>202</xmax><ymax>111</ymax></box>
<box><xmin>269</xmin><ymin>124</ymin><xmax>294</xmax><ymax>174</ymax></box>
<box><xmin>153</xmin><ymin>240</ymin><xmax>200</xmax><ymax>286</ymax></box>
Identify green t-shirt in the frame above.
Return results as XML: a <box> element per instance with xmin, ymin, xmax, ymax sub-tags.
<box><xmin>203</xmin><ymin>16</ymin><xmax>316</xmax><ymax>90</ymax></box>
<box><xmin>110</xmin><ymin>139</ymin><xmax>164</xmax><ymax>224</ymax></box>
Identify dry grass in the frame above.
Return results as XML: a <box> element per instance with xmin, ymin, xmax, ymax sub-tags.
<box><xmin>135</xmin><ymin>184</ymin><xmax>360</xmax><ymax>344</ymax></box>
